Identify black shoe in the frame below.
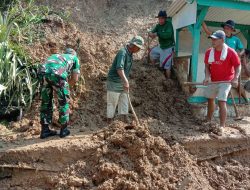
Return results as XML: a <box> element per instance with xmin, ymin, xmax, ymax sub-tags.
<box><xmin>59</xmin><ymin>127</ymin><xmax>70</xmax><ymax>138</ymax></box>
<box><xmin>40</xmin><ymin>124</ymin><xmax>57</xmax><ymax>139</ymax></box>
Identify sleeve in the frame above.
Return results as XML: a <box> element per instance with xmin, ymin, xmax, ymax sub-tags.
<box><xmin>72</xmin><ymin>56</ymin><xmax>80</xmax><ymax>74</ymax></box>
<box><xmin>231</xmin><ymin>50</ymin><xmax>241</xmax><ymax>67</ymax></box>
<box><xmin>116</xmin><ymin>51</ymin><xmax>126</xmax><ymax>70</ymax></box>
<box><xmin>237</xmin><ymin>38</ymin><xmax>244</xmax><ymax>51</ymax></box>
<box><xmin>204</xmin><ymin>50</ymin><xmax>210</xmax><ymax>65</ymax></box>
<box><xmin>151</xmin><ymin>25</ymin><xmax>158</xmax><ymax>33</ymax></box>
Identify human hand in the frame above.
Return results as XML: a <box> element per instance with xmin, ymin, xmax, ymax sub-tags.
<box><xmin>123</xmin><ymin>81</ymin><xmax>129</xmax><ymax>92</ymax></box>
<box><xmin>203</xmin><ymin>78</ymin><xmax>209</xmax><ymax>86</ymax></box>
<box><xmin>231</xmin><ymin>78</ymin><xmax>239</xmax><ymax>88</ymax></box>
<box><xmin>149</xmin><ymin>33</ymin><xmax>157</xmax><ymax>39</ymax></box>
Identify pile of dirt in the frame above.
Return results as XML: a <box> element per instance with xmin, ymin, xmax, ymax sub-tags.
<box><xmin>1</xmin><ymin>125</ymin><xmax>250</xmax><ymax>189</ymax></box>
<box><xmin>200</xmin><ymin>160</ymin><xmax>250</xmax><ymax>189</ymax></box>
<box><xmin>0</xmin><ymin>123</ymin><xmax>213</xmax><ymax>189</ymax></box>
<box><xmin>51</xmin><ymin>124</ymin><xmax>214</xmax><ymax>189</ymax></box>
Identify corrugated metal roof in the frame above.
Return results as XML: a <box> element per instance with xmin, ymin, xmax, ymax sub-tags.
<box><xmin>168</xmin><ymin>0</ymin><xmax>250</xmax><ymax>25</ymax></box>
<box><xmin>205</xmin><ymin>7</ymin><xmax>250</xmax><ymax>25</ymax></box>
<box><xmin>167</xmin><ymin>0</ymin><xmax>186</xmax><ymax>17</ymax></box>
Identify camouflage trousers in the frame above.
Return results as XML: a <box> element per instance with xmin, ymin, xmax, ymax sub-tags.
<box><xmin>40</xmin><ymin>74</ymin><xmax>70</xmax><ymax>126</ymax></box>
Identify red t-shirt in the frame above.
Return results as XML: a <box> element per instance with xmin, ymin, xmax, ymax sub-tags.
<box><xmin>204</xmin><ymin>47</ymin><xmax>240</xmax><ymax>82</ymax></box>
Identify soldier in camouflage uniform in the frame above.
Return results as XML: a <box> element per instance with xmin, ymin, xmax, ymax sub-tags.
<box><xmin>39</xmin><ymin>48</ymin><xmax>80</xmax><ymax>139</ymax></box>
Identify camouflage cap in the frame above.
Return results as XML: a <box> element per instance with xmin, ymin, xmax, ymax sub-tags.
<box><xmin>129</xmin><ymin>36</ymin><xmax>144</xmax><ymax>49</ymax></box>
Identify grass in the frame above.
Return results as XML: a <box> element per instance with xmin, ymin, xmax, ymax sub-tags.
<box><xmin>0</xmin><ymin>0</ymin><xmax>49</xmax><ymax>114</ymax></box>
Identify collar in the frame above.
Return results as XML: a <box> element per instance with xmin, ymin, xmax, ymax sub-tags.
<box><xmin>226</xmin><ymin>34</ymin><xmax>233</xmax><ymax>39</ymax></box>
<box><xmin>125</xmin><ymin>45</ymin><xmax>132</xmax><ymax>56</ymax></box>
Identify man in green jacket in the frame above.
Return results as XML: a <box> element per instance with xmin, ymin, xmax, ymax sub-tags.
<box><xmin>107</xmin><ymin>36</ymin><xmax>144</xmax><ymax>123</ymax></box>
<box><xmin>149</xmin><ymin>10</ymin><xmax>175</xmax><ymax>79</ymax></box>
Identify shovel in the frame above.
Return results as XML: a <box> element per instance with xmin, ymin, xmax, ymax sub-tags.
<box><xmin>127</xmin><ymin>93</ymin><xmax>141</xmax><ymax>127</ymax></box>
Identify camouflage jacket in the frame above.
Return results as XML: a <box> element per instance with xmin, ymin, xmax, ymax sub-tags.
<box><xmin>39</xmin><ymin>54</ymin><xmax>80</xmax><ymax>80</ymax></box>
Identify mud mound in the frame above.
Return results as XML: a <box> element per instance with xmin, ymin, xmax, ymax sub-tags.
<box><xmin>0</xmin><ymin>124</ymin><xmax>212</xmax><ymax>189</ymax></box>
<box><xmin>200</xmin><ymin>160</ymin><xmax>250</xmax><ymax>189</ymax></box>
<box><xmin>87</xmin><ymin>125</ymin><xmax>210</xmax><ymax>190</ymax></box>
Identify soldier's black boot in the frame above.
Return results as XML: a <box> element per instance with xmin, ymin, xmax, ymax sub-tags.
<box><xmin>40</xmin><ymin>124</ymin><xmax>57</xmax><ymax>139</ymax></box>
<box><xmin>59</xmin><ymin>125</ymin><xmax>70</xmax><ymax>138</ymax></box>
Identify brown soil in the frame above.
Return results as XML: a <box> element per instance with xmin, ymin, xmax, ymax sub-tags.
<box><xmin>0</xmin><ymin>0</ymin><xmax>250</xmax><ymax>189</ymax></box>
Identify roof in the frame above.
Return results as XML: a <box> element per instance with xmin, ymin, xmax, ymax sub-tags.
<box><xmin>206</xmin><ymin>7</ymin><xmax>250</xmax><ymax>26</ymax></box>
<box><xmin>168</xmin><ymin>0</ymin><xmax>250</xmax><ymax>26</ymax></box>
<box><xmin>167</xmin><ymin>0</ymin><xmax>186</xmax><ymax>17</ymax></box>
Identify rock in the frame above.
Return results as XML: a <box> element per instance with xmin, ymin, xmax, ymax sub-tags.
<box><xmin>216</xmin><ymin>166</ymin><xmax>223</xmax><ymax>174</ymax></box>
<box><xmin>67</xmin><ymin>176</ymin><xmax>87</xmax><ymax>187</ymax></box>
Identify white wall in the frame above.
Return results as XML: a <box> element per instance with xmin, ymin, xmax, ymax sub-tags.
<box><xmin>172</xmin><ymin>2</ymin><xmax>197</xmax><ymax>30</ymax></box>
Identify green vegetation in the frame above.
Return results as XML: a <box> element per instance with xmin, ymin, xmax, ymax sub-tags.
<box><xmin>0</xmin><ymin>0</ymin><xmax>49</xmax><ymax>115</ymax></box>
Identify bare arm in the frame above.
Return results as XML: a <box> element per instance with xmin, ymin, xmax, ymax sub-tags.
<box><xmin>234</xmin><ymin>64</ymin><xmax>241</xmax><ymax>80</ymax></box>
<box><xmin>68</xmin><ymin>73</ymin><xmax>79</xmax><ymax>87</ymax></box>
<box><xmin>149</xmin><ymin>25</ymin><xmax>158</xmax><ymax>39</ymax></box>
<box><xmin>238</xmin><ymin>49</ymin><xmax>245</xmax><ymax>57</ymax></box>
<box><xmin>202</xmin><ymin>22</ymin><xmax>212</xmax><ymax>36</ymax></box>
<box><xmin>231</xmin><ymin>64</ymin><xmax>241</xmax><ymax>88</ymax></box>
<box><xmin>203</xmin><ymin>64</ymin><xmax>210</xmax><ymax>85</ymax></box>
<box><xmin>149</xmin><ymin>32</ymin><xmax>157</xmax><ymax>39</ymax></box>
<box><xmin>117</xmin><ymin>69</ymin><xmax>129</xmax><ymax>92</ymax></box>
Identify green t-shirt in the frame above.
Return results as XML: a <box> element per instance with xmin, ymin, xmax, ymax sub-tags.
<box><xmin>225</xmin><ymin>35</ymin><xmax>244</xmax><ymax>51</ymax></box>
<box><xmin>41</xmin><ymin>54</ymin><xmax>80</xmax><ymax>80</ymax></box>
<box><xmin>151</xmin><ymin>20</ymin><xmax>175</xmax><ymax>49</ymax></box>
<box><xmin>107</xmin><ymin>46</ymin><xmax>133</xmax><ymax>92</ymax></box>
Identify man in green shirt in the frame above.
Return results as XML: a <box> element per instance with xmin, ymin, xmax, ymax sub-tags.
<box><xmin>149</xmin><ymin>10</ymin><xmax>175</xmax><ymax>79</ymax></box>
<box><xmin>38</xmin><ymin>48</ymin><xmax>80</xmax><ymax>139</ymax></box>
<box><xmin>107</xmin><ymin>36</ymin><xmax>144</xmax><ymax>123</ymax></box>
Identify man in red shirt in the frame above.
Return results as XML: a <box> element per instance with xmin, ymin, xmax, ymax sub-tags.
<box><xmin>203</xmin><ymin>30</ymin><xmax>241</xmax><ymax>133</ymax></box>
